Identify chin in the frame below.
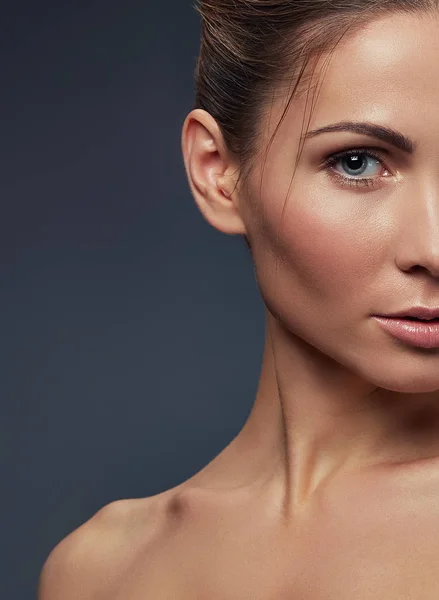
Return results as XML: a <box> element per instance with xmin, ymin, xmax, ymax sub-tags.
<box><xmin>368</xmin><ymin>367</ymin><xmax>439</xmax><ymax>395</ymax></box>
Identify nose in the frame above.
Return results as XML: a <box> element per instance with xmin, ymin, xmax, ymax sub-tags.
<box><xmin>395</xmin><ymin>178</ymin><xmax>439</xmax><ymax>280</ymax></box>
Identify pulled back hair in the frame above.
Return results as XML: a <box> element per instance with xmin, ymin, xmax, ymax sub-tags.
<box><xmin>192</xmin><ymin>1</ymin><xmax>438</xmax><ymax>254</ymax></box>
<box><xmin>193</xmin><ymin>0</ymin><xmax>438</xmax><ymax>191</ymax></box>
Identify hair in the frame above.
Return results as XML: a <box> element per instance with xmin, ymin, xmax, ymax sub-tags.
<box><xmin>192</xmin><ymin>0</ymin><xmax>438</xmax><ymax>252</ymax></box>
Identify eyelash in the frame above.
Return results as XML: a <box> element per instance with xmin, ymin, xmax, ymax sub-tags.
<box><xmin>323</xmin><ymin>147</ymin><xmax>390</xmax><ymax>189</ymax></box>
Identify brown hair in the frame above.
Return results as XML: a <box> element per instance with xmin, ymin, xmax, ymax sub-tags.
<box><xmin>192</xmin><ymin>0</ymin><xmax>438</xmax><ymax>250</ymax></box>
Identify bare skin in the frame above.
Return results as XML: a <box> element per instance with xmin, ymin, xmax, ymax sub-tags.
<box><xmin>39</xmin><ymin>9</ymin><xmax>439</xmax><ymax>599</ymax></box>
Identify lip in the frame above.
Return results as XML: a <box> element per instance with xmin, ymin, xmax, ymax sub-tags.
<box><xmin>373</xmin><ymin>316</ymin><xmax>439</xmax><ymax>349</ymax></box>
<box><xmin>385</xmin><ymin>307</ymin><xmax>439</xmax><ymax>320</ymax></box>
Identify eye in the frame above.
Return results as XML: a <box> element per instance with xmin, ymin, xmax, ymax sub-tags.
<box><xmin>323</xmin><ymin>148</ymin><xmax>391</xmax><ymax>189</ymax></box>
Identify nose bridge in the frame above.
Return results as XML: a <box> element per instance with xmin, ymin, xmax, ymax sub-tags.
<box><xmin>397</xmin><ymin>174</ymin><xmax>439</xmax><ymax>277</ymax></box>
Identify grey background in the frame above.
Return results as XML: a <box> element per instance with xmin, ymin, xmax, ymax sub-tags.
<box><xmin>1</xmin><ymin>1</ymin><xmax>265</xmax><ymax>598</ymax></box>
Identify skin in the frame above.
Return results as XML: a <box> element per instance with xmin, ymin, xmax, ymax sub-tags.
<box><xmin>39</xmin><ymin>9</ymin><xmax>439</xmax><ymax>599</ymax></box>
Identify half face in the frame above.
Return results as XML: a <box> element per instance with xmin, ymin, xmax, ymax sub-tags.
<box><xmin>244</xmin><ymin>10</ymin><xmax>439</xmax><ymax>393</ymax></box>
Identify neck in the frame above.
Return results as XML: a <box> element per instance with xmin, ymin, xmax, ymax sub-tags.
<box><xmin>232</xmin><ymin>311</ymin><xmax>439</xmax><ymax>512</ymax></box>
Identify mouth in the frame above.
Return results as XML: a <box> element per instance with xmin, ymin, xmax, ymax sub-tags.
<box><xmin>390</xmin><ymin>316</ymin><xmax>439</xmax><ymax>322</ymax></box>
<box><xmin>373</xmin><ymin>315</ymin><xmax>439</xmax><ymax>348</ymax></box>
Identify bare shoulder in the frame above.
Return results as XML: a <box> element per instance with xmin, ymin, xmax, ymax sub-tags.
<box><xmin>37</xmin><ymin>494</ymin><xmax>169</xmax><ymax>600</ymax></box>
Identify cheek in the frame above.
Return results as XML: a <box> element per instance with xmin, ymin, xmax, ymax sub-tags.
<box><xmin>285</xmin><ymin>210</ymin><xmax>365</xmax><ymax>291</ymax></box>
<box><xmin>253</xmin><ymin>185</ymin><xmax>378</xmax><ymax>318</ymax></box>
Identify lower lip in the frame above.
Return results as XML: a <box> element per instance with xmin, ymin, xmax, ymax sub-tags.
<box><xmin>373</xmin><ymin>317</ymin><xmax>439</xmax><ymax>348</ymax></box>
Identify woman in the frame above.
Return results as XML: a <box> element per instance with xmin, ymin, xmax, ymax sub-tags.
<box><xmin>38</xmin><ymin>1</ymin><xmax>439</xmax><ymax>597</ymax></box>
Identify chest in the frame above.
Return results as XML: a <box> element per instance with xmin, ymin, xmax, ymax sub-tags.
<box><xmin>114</xmin><ymin>481</ymin><xmax>439</xmax><ymax>599</ymax></box>
<box><xmin>293</xmin><ymin>470</ymin><xmax>439</xmax><ymax>599</ymax></box>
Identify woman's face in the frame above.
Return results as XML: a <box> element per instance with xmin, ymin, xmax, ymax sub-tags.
<box><xmin>245</xmin><ymin>10</ymin><xmax>439</xmax><ymax>393</ymax></box>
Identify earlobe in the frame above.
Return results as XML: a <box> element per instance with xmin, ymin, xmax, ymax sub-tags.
<box><xmin>181</xmin><ymin>109</ymin><xmax>248</xmax><ymax>236</ymax></box>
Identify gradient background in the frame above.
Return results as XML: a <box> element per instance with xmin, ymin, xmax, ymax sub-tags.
<box><xmin>1</xmin><ymin>1</ymin><xmax>266</xmax><ymax>598</ymax></box>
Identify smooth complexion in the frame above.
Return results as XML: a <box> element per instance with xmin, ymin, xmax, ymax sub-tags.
<box><xmin>38</xmin><ymin>10</ymin><xmax>439</xmax><ymax>600</ymax></box>
<box><xmin>183</xmin><ymin>9</ymin><xmax>439</xmax><ymax>506</ymax></box>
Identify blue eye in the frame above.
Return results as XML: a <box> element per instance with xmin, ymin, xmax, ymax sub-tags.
<box><xmin>323</xmin><ymin>148</ymin><xmax>389</xmax><ymax>189</ymax></box>
<box><xmin>336</xmin><ymin>152</ymin><xmax>380</xmax><ymax>177</ymax></box>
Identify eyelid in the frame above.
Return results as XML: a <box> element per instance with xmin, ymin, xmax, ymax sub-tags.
<box><xmin>323</xmin><ymin>146</ymin><xmax>388</xmax><ymax>165</ymax></box>
<box><xmin>322</xmin><ymin>147</ymin><xmax>393</xmax><ymax>176</ymax></box>
<box><xmin>321</xmin><ymin>146</ymin><xmax>394</xmax><ymax>190</ymax></box>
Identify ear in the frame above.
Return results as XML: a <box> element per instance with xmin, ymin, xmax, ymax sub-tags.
<box><xmin>181</xmin><ymin>109</ymin><xmax>248</xmax><ymax>236</ymax></box>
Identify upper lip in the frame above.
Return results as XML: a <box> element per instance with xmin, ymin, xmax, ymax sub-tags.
<box><xmin>381</xmin><ymin>307</ymin><xmax>439</xmax><ymax>320</ymax></box>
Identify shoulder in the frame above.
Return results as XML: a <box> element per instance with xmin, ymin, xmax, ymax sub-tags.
<box><xmin>37</xmin><ymin>495</ymin><xmax>167</xmax><ymax>600</ymax></box>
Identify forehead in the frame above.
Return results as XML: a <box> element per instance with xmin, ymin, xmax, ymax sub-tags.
<box><xmin>315</xmin><ymin>11</ymin><xmax>439</xmax><ymax>119</ymax></box>
<box><xmin>270</xmin><ymin>11</ymin><xmax>439</xmax><ymax>152</ymax></box>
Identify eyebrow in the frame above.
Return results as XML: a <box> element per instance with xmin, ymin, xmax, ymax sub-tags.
<box><xmin>302</xmin><ymin>121</ymin><xmax>417</xmax><ymax>154</ymax></box>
